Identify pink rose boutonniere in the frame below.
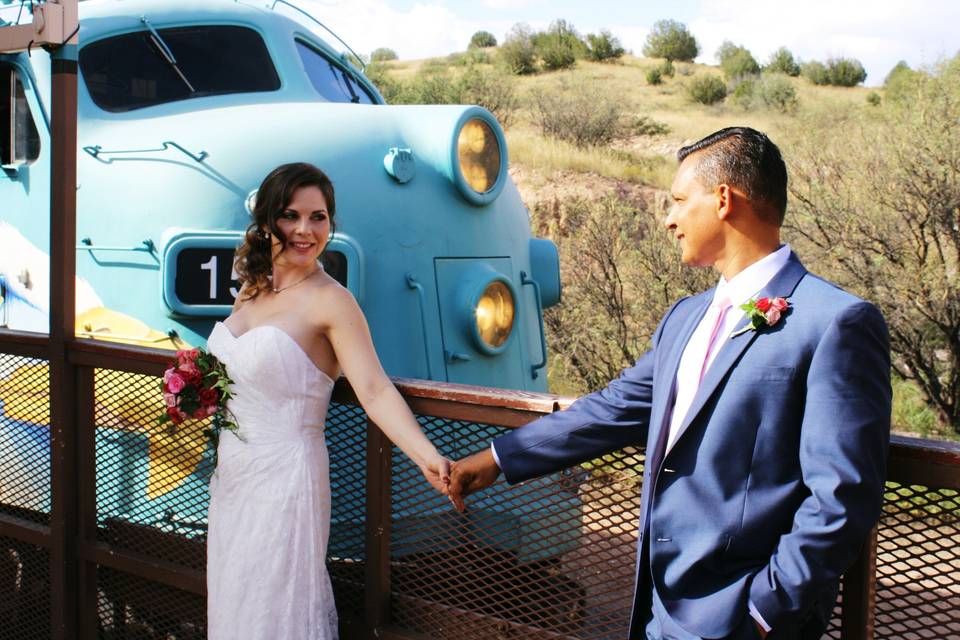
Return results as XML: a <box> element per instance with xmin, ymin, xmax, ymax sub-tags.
<box><xmin>731</xmin><ymin>296</ymin><xmax>790</xmax><ymax>338</ymax></box>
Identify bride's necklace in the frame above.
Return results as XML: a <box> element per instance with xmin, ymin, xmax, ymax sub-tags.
<box><xmin>270</xmin><ymin>268</ymin><xmax>321</xmax><ymax>294</ymax></box>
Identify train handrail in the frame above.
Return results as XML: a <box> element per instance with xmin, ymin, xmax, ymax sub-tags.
<box><xmin>404</xmin><ymin>272</ymin><xmax>434</xmax><ymax>381</ymax></box>
<box><xmin>520</xmin><ymin>270</ymin><xmax>548</xmax><ymax>380</ymax></box>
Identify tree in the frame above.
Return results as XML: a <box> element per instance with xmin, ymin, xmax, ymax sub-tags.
<box><xmin>469</xmin><ymin>30</ymin><xmax>497</xmax><ymax>49</ymax></box>
<box><xmin>801</xmin><ymin>60</ymin><xmax>830</xmax><ymax>85</ymax></box>
<box><xmin>716</xmin><ymin>41</ymin><xmax>760</xmax><ymax>79</ymax></box>
<box><xmin>765</xmin><ymin>47</ymin><xmax>800</xmax><ymax>77</ymax></box>
<box><xmin>642</xmin><ymin>19</ymin><xmax>699</xmax><ymax>62</ymax></box>
<box><xmin>497</xmin><ymin>23</ymin><xmax>537</xmax><ymax>75</ymax></box>
<box><xmin>825</xmin><ymin>57</ymin><xmax>867</xmax><ymax>86</ymax></box>
<box><xmin>369</xmin><ymin>47</ymin><xmax>398</xmax><ymax>62</ymax></box>
<box><xmin>784</xmin><ymin>58</ymin><xmax>960</xmax><ymax>432</ymax></box>
<box><xmin>534</xmin><ymin>19</ymin><xmax>585</xmax><ymax>71</ymax></box>
<box><xmin>586</xmin><ymin>29</ymin><xmax>625</xmax><ymax>62</ymax></box>
<box><xmin>884</xmin><ymin>60</ymin><xmax>923</xmax><ymax>102</ymax></box>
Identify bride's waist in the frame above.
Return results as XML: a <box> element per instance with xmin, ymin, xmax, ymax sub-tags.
<box><xmin>219</xmin><ymin>423</ymin><xmax>326</xmax><ymax>446</ymax></box>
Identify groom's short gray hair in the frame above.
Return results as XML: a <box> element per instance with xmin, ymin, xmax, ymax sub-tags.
<box><xmin>677</xmin><ymin>127</ymin><xmax>788</xmax><ymax>225</ymax></box>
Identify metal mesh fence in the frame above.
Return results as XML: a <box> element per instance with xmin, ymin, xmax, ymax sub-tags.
<box><xmin>0</xmin><ymin>354</ymin><xmax>51</xmax><ymax>524</ymax></box>
<box><xmin>93</xmin><ymin>367</ymin><xmax>208</xmax><ymax>638</ymax></box>
<box><xmin>328</xmin><ymin>401</ymin><xmax>372</xmax><ymax>620</ymax></box>
<box><xmin>385</xmin><ymin>416</ymin><xmax>642</xmax><ymax>639</ymax></box>
<box><xmin>0</xmin><ymin>535</ymin><xmax>50</xmax><ymax>639</ymax></box>
<box><xmin>874</xmin><ymin>482</ymin><xmax>960</xmax><ymax>639</ymax></box>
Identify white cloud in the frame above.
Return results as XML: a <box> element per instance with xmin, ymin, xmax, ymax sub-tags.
<box><xmin>292</xmin><ymin>0</ymin><xmax>479</xmax><ymax>60</ymax></box>
<box><xmin>689</xmin><ymin>0</ymin><xmax>960</xmax><ymax>84</ymax></box>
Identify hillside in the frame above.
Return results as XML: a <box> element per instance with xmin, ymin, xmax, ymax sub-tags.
<box><xmin>373</xmin><ymin>52</ymin><xmax>959</xmax><ymax>442</ymax></box>
<box><xmin>374</xmin><ymin>54</ymin><xmax>872</xmax><ymax>205</ymax></box>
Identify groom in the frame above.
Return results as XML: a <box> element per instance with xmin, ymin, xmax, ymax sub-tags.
<box><xmin>447</xmin><ymin>127</ymin><xmax>891</xmax><ymax>639</ymax></box>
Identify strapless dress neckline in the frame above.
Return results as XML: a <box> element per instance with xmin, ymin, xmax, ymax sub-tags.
<box><xmin>213</xmin><ymin>321</ymin><xmax>335</xmax><ymax>385</ymax></box>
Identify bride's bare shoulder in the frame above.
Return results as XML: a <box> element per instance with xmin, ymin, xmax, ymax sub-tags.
<box><xmin>304</xmin><ymin>275</ymin><xmax>361</xmax><ymax>322</ymax></box>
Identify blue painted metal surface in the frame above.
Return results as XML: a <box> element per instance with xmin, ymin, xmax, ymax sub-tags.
<box><xmin>0</xmin><ymin>0</ymin><xmax>570</xmax><ymax>564</ymax></box>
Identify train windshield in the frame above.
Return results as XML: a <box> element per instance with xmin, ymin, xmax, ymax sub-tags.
<box><xmin>79</xmin><ymin>26</ymin><xmax>280</xmax><ymax>112</ymax></box>
<box><xmin>296</xmin><ymin>41</ymin><xmax>376</xmax><ymax>104</ymax></box>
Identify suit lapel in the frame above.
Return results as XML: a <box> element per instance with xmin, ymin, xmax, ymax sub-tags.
<box><xmin>647</xmin><ymin>292</ymin><xmax>712</xmax><ymax>474</ymax></box>
<box><xmin>671</xmin><ymin>254</ymin><xmax>808</xmax><ymax>449</ymax></box>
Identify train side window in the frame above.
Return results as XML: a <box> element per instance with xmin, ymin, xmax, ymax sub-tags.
<box><xmin>295</xmin><ymin>40</ymin><xmax>375</xmax><ymax>104</ymax></box>
<box><xmin>79</xmin><ymin>26</ymin><xmax>280</xmax><ymax>112</ymax></box>
<box><xmin>1</xmin><ymin>64</ymin><xmax>40</xmax><ymax>166</ymax></box>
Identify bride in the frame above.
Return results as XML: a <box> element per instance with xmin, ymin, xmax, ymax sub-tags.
<box><xmin>205</xmin><ymin>162</ymin><xmax>451</xmax><ymax>639</ymax></box>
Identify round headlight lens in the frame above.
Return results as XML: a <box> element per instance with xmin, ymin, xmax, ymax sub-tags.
<box><xmin>457</xmin><ymin>118</ymin><xmax>501</xmax><ymax>194</ymax></box>
<box><xmin>475</xmin><ymin>280</ymin><xmax>514</xmax><ymax>349</ymax></box>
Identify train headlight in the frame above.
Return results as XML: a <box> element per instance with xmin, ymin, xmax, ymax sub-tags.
<box><xmin>458</xmin><ymin>119</ymin><xmax>500</xmax><ymax>193</ymax></box>
<box><xmin>473</xmin><ymin>279</ymin><xmax>515</xmax><ymax>353</ymax></box>
<box><xmin>452</xmin><ymin>109</ymin><xmax>507</xmax><ymax>206</ymax></box>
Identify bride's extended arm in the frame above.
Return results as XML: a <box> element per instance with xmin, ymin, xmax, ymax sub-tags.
<box><xmin>324</xmin><ymin>287</ymin><xmax>450</xmax><ymax>494</ymax></box>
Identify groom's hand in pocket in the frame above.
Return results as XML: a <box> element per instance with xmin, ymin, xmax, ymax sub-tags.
<box><xmin>448</xmin><ymin>449</ymin><xmax>501</xmax><ymax>512</ymax></box>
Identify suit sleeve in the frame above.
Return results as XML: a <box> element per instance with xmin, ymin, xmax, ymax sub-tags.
<box><xmin>492</xmin><ymin>299</ymin><xmax>684</xmax><ymax>484</ymax></box>
<box><xmin>749</xmin><ymin>301</ymin><xmax>891</xmax><ymax>628</ymax></box>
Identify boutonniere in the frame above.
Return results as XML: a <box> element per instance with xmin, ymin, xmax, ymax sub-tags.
<box><xmin>730</xmin><ymin>297</ymin><xmax>790</xmax><ymax>337</ymax></box>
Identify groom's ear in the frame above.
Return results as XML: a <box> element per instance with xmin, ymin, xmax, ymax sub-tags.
<box><xmin>715</xmin><ymin>183</ymin><xmax>734</xmax><ymax>220</ymax></box>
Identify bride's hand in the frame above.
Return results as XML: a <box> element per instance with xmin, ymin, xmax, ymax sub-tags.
<box><xmin>419</xmin><ymin>453</ymin><xmax>452</xmax><ymax>496</ymax></box>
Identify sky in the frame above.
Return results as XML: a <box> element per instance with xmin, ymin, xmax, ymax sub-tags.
<box><xmin>293</xmin><ymin>0</ymin><xmax>960</xmax><ymax>86</ymax></box>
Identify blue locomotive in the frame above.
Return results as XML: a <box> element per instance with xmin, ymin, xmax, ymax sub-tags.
<box><xmin>2</xmin><ymin>0</ymin><xmax>559</xmax><ymax>385</ymax></box>
<box><xmin>1</xmin><ymin>0</ymin><xmax>570</xmax><ymax>562</ymax></box>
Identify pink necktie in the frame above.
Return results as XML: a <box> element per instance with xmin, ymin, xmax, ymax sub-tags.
<box><xmin>698</xmin><ymin>297</ymin><xmax>731</xmax><ymax>383</ymax></box>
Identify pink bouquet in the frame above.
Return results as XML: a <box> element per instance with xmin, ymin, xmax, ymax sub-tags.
<box><xmin>158</xmin><ymin>348</ymin><xmax>238</xmax><ymax>438</ymax></box>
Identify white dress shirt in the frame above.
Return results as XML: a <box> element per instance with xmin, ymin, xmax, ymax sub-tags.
<box><xmin>665</xmin><ymin>244</ymin><xmax>792</xmax><ymax>454</ymax></box>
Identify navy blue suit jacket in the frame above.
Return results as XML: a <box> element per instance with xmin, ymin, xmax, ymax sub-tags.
<box><xmin>493</xmin><ymin>254</ymin><xmax>891</xmax><ymax>638</ymax></box>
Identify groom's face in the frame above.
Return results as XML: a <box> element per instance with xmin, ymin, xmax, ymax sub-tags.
<box><xmin>667</xmin><ymin>155</ymin><xmax>724</xmax><ymax>268</ymax></box>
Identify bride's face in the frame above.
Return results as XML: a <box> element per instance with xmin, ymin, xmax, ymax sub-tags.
<box><xmin>270</xmin><ymin>185</ymin><xmax>330</xmax><ymax>270</ymax></box>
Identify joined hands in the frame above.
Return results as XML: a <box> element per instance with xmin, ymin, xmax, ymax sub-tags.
<box><xmin>446</xmin><ymin>448</ymin><xmax>501</xmax><ymax>512</ymax></box>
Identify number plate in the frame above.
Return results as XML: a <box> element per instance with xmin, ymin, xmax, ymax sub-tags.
<box><xmin>161</xmin><ymin>231</ymin><xmax>350</xmax><ymax>317</ymax></box>
<box><xmin>175</xmin><ymin>247</ymin><xmax>239</xmax><ymax>306</ymax></box>
<box><xmin>161</xmin><ymin>232</ymin><xmax>244</xmax><ymax>316</ymax></box>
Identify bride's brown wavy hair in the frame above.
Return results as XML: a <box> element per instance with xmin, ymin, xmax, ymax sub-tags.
<box><xmin>234</xmin><ymin>163</ymin><xmax>336</xmax><ymax>301</ymax></box>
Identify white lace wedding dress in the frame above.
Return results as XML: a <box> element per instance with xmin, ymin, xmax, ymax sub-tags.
<box><xmin>206</xmin><ymin>322</ymin><xmax>339</xmax><ymax>639</ymax></box>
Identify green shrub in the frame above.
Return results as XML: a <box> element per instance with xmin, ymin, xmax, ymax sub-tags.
<box><xmin>642</xmin><ymin>19</ymin><xmax>699</xmax><ymax>62</ymax></box>
<box><xmin>686</xmin><ymin>74</ymin><xmax>726</xmax><ymax>105</ymax></box>
<box><xmin>646</xmin><ymin>59</ymin><xmax>675</xmax><ymax>85</ymax></box>
<box><xmin>801</xmin><ymin>61</ymin><xmax>830</xmax><ymax>85</ymax></box>
<box><xmin>883</xmin><ymin>60</ymin><xmax>923</xmax><ymax>102</ymax></box>
<box><xmin>755</xmin><ymin>73</ymin><xmax>798</xmax><ymax>112</ymax></box>
<box><xmin>631</xmin><ymin>115</ymin><xmax>670</xmax><ymax>136</ymax></box>
<box><xmin>383</xmin><ymin>66</ymin><xmax>518</xmax><ymax>127</ymax></box>
<box><xmin>370</xmin><ymin>47</ymin><xmax>398</xmax><ymax>63</ymax></box>
<box><xmin>498</xmin><ymin>23</ymin><xmax>538</xmax><ymax>75</ymax></box>
<box><xmin>866</xmin><ymin>91</ymin><xmax>881</xmax><ymax>106</ymax></box>
<box><xmin>716</xmin><ymin>41</ymin><xmax>760</xmax><ymax>79</ymax></box>
<box><xmin>534</xmin><ymin>19</ymin><xmax>585</xmax><ymax>71</ymax></box>
<box><xmin>469</xmin><ymin>30</ymin><xmax>497</xmax><ymax>49</ymax></box>
<box><xmin>730</xmin><ymin>77</ymin><xmax>756</xmax><ymax>109</ymax></box>
<box><xmin>530</xmin><ymin>79</ymin><xmax>626</xmax><ymax>147</ymax></box>
<box><xmin>447</xmin><ymin>49</ymin><xmax>490</xmax><ymax>66</ymax></box>
<box><xmin>825</xmin><ymin>57</ymin><xmax>867</xmax><ymax>86</ymax></box>
<box><xmin>657</xmin><ymin>59</ymin><xmax>675</xmax><ymax>78</ymax></box>
<box><xmin>765</xmin><ymin>47</ymin><xmax>800</xmax><ymax>76</ymax></box>
<box><xmin>455</xmin><ymin>66</ymin><xmax>518</xmax><ymax>127</ymax></box>
<box><xmin>585</xmin><ymin>30</ymin><xmax>625</xmax><ymax>62</ymax></box>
